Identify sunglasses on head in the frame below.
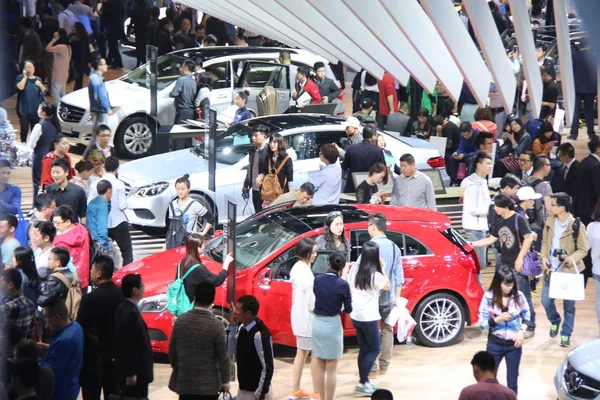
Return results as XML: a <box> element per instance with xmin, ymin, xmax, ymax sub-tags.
<box><xmin>329</xmin><ymin>211</ymin><xmax>342</xmax><ymax>218</ymax></box>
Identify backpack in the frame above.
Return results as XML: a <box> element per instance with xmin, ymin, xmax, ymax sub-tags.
<box><xmin>166</xmin><ymin>200</ymin><xmax>196</xmax><ymax>250</ymax></box>
<box><xmin>166</xmin><ymin>262</ymin><xmax>199</xmax><ymax>317</ymax></box>
<box><xmin>50</xmin><ymin>272</ymin><xmax>83</xmax><ymax>320</ymax></box>
<box><xmin>526</xmin><ymin>178</ymin><xmax>549</xmax><ymax>223</ymax></box>
<box><xmin>261</xmin><ymin>156</ymin><xmax>290</xmax><ymax>202</ymax></box>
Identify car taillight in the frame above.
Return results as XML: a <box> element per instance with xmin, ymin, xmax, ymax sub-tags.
<box><xmin>427</xmin><ymin>156</ymin><xmax>445</xmax><ymax>169</ymax></box>
<box><xmin>337</xmin><ymin>88</ymin><xmax>343</xmax><ymax>100</ymax></box>
<box><xmin>457</xmin><ymin>243</ymin><xmax>480</xmax><ymax>274</ymax></box>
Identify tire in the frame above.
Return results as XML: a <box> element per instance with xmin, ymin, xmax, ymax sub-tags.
<box><xmin>115</xmin><ymin>116</ymin><xmax>155</xmax><ymax>159</ymax></box>
<box><xmin>412</xmin><ymin>292</ymin><xmax>465</xmax><ymax>347</ymax></box>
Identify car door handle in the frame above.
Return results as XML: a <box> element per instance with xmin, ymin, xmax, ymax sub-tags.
<box><xmin>217</xmin><ymin>94</ymin><xmax>228</xmax><ymax>99</ymax></box>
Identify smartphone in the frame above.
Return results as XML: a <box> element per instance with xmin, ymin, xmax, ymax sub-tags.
<box><xmin>513</xmin><ymin>45</ymin><xmax>518</xmax><ymax>53</ymax></box>
<box><xmin>230</xmin><ymin>301</ymin><xmax>235</xmax><ymax>311</ymax></box>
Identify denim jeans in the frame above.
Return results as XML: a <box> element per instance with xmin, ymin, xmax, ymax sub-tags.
<box><xmin>351</xmin><ymin>319</ymin><xmax>380</xmax><ymax>385</ymax></box>
<box><xmin>465</xmin><ymin>229</ymin><xmax>487</xmax><ymax>285</ymax></box>
<box><xmin>515</xmin><ymin>273</ymin><xmax>536</xmax><ymax>331</ymax></box>
<box><xmin>486</xmin><ymin>339</ymin><xmax>522</xmax><ymax>395</ymax></box>
<box><xmin>541</xmin><ymin>274</ymin><xmax>576</xmax><ymax>336</ymax></box>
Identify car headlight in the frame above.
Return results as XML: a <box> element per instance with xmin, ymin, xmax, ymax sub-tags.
<box><xmin>138</xmin><ymin>294</ymin><xmax>168</xmax><ymax>313</ymax></box>
<box><xmin>134</xmin><ymin>182</ymin><xmax>170</xmax><ymax>197</ymax></box>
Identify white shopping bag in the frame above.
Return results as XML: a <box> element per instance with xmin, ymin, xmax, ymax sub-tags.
<box><xmin>549</xmin><ymin>261</ymin><xmax>585</xmax><ymax>301</ymax></box>
<box><xmin>393</xmin><ymin>297</ymin><xmax>416</xmax><ymax>342</ymax></box>
<box><xmin>553</xmin><ymin>104</ymin><xmax>565</xmax><ymax>133</ymax></box>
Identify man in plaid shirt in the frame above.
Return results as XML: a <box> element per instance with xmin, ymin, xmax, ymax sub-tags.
<box><xmin>0</xmin><ymin>268</ymin><xmax>36</xmax><ymax>340</ymax></box>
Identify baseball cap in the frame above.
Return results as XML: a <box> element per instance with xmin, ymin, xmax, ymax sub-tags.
<box><xmin>343</xmin><ymin>116</ymin><xmax>361</xmax><ymax>129</ymax></box>
<box><xmin>516</xmin><ymin>186</ymin><xmax>542</xmax><ymax>201</ymax></box>
<box><xmin>360</xmin><ymin>97</ymin><xmax>374</xmax><ymax>109</ymax></box>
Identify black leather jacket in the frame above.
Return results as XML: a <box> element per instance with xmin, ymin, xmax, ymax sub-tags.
<box><xmin>38</xmin><ymin>268</ymin><xmax>77</xmax><ymax>306</ymax></box>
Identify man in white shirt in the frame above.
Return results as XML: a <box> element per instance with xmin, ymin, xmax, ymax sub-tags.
<box><xmin>390</xmin><ymin>154</ymin><xmax>436</xmax><ymax>210</ymax></box>
<box><xmin>88</xmin><ymin>157</ymin><xmax>133</xmax><ymax>267</ymax></box>
<box><xmin>31</xmin><ymin>221</ymin><xmax>57</xmax><ymax>278</ymax></box>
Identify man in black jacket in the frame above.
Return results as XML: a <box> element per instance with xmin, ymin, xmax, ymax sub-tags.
<box><xmin>78</xmin><ymin>255</ymin><xmax>125</xmax><ymax>400</ymax></box>
<box><xmin>313</xmin><ymin>62</ymin><xmax>339</xmax><ymax>104</ymax></box>
<box><xmin>243</xmin><ymin>125</ymin><xmax>270</xmax><ymax>213</ymax></box>
<box><xmin>113</xmin><ymin>274</ymin><xmax>153</xmax><ymax>398</ymax></box>
<box><xmin>341</xmin><ymin>124</ymin><xmax>385</xmax><ymax>193</ymax></box>
<box><xmin>574</xmin><ymin>137</ymin><xmax>600</xmax><ymax>226</ymax></box>
<box><xmin>228</xmin><ymin>295</ymin><xmax>274</xmax><ymax>400</ymax></box>
<box><xmin>38</xmin><ymin>247</ymin><xmax>78</xmax><ymax>306</ymax></box>
<box><xmin>551</xmin><ymin>143</ymin><xmax>579</xmax><ymax>198</ymax></box>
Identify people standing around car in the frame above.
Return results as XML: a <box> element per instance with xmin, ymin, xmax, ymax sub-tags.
<box><xmin>377</xmin><ymin>71</ymin><xmax>398</xmax><ymax>129</ymax></box>
<box><xmin>12</xmin><ymin>246</ymin><xmax>41</xmax><ymax>306</ymax></box>
<box><xmin>194</xmin><ymin>72</ymin><xmax>213</xmax><ymax>118</ymax></box>
<box><xmin>458</xmin><ymin>351</ymin><xmax>517</xmax><ymax>400</ymax></box>
<box><xmin>169</xmin><ymin>282</ymin><xmax>231</xmax><ymax>399</ymax></box>
<box><xmin>0</xmin><ymin>268</ymin><xmax>36</xmax><ymax>341</ymax></box>
<box><xmin>87</xmin><ymin>180</ymin><xmax>112</xmax><ymax>252</ymax></box>
<box><xmin>52</xmin><ymin>206</ymin><xmax>90</xmax><ymax>288</ymax></box>
<box><xmin>540</xmin><ymin>193</ymin><xmax>588</xmax><ymax>347</ymax></box>
<box><xmin>292</xmin><ymin>65</ymin><xmax>322</xmax><ymax>107</ymax></box>
<box><xmin>461</xmin><ymin>151</ymin><xmax>493</xmax><ymax>280</ymax></box>
<box><xmin>228</xmin><ymin>90</ymin><xmax>252</xmax><ymax>127</ymax></box>
<box><xmin>361</xmin><ymin>213</ymin><xmax>403</xmax><ymax>378</ymax></box>
<box><xmin>82</xmin><ymin>125</ymin><xmax>117</xmax><ymax>160</ymax></box>
<box><xmin>41</xmin><ymin>135</ymin><xmax>74</xmax><ymax>192</ymax></box>
<box><xmin>228</xmin><ymin>295</ymin><xmax>275</xmax><ymax>400</ymax></box>
<box><xmin>31</xmin><ymin>221</ymin><xmax>57</xmax><ymax>278</ymax></box>
<box><xmin>355</xmin><ymin>163</ymin><xmax>388</xmax><ymax>205</ymax></box>
<box><xmin>177</xmin><ymin>233</ymin><xmax>232</xmax><ymax>304</ymax></box>
<box><xmin>70</xmin><ymin>160</ymin><xmax>93</xmax><ymax>196</ymax></box>
<box><xmin>87</xmin><ymin>58</ymin><xmax>115</xmax><ymax>151</ymax></box>
<box><xmin>313</xmin><ymin>62</ymin><xmax>339</xmax><ymax>105</ymax></box>
<box><xmin>315</xmin><ymin>211</ymin><xmax>351</xmax><ymax>261</ymax></box>
<box><xmin>289</xmin><ymin>238</ymin><xmax>318</xmax><ymax>400</ymax></box>
<box><xmin>258</xmin><ymin>133</ymin><xmax>294</xmax><ymax>208</ymax></box>
<box><xmin>113</xmin><ymin>274</ymin><xmax>154</xmax><ymax>399</ymax></box>
<box><xmin>38</xmin><ymin>246</ymin><xmax>79</xmax><ymax>306</ymax></box>
<box><xmin>28</xmin><ymin>102</ymin><xmax>59</xmax><ymax>205</ymax></box>
<box><xmin>266</xmin><ymin>50</ymin><xmax>296</xmax><ymax>89</ymax></box>
<box><xmin>341</xmin><ymin>125</ymin><xmax>385</xmax><ymax>193</ymax></box>
<box><xmin>15</xmin><ymin>60</ymin><xmax>46</xmax><ymax>143</ymax></box>
<box><xmin>46</xmin><ymin>159</ymin><xmax>87</xmax><ymax>223</ymax></box>
<box><xmin>169</xmin><ymin>174</ymin><xmax>215</xmax><ymax>238</ymax></box>
<box><xmin>86</xmin><ymin>150</ymin><xmax>106</xmax><ymax>187</ymax></box>
<box><xmin>45</xmin><ymin>28</ymin><xmax>72</xmax><ymax>105</ymax></box>
<box><xmin>312</xmin><ymin>251</ymin><xmax>351</xmax><ymax>400</ymax></box>
<box><xmin>346</xmin><ymin>241</ymin><xmax>390</xmax><ymax>396</ymax></box>
<box><xmin>77</xmin><ymin>255</ymin><xmax>124</xmax><ymax>400</ymax></box>
<box><xmin>0</xmin><ymin>159</ymin><xmax>22</xmax><ymax>217</ymax></box>
<box><xmin>526</xmin><ymin>155</ymin><xmax>553</xmax><ymax>252</ymax></box>
<box><xmin>334</xmin><ymin>116</ymin><xmax>362</xmax><ymax>158</ymax></box>
<box><xmin>39</xmin><ymin>296</ymin><xmax>84</xmax><ymax>400</ymax></box>
<box><xmin>170</xmin><ymin>60</ymin><xmax>198</xmax><ymax>127</ymax></box>
<box><xmin>309</xmin><ymin>144</ymin><xmax>341</xmax><ymax>205</ymax></box>
<box><xmin>488</xmin><ymin>174</ymin><xmax>522</xmax><ymax>265</ymax></box>
<box><xmin>243</xmin><ymin>125</ymin><xmax>270</xmax><ymax>213</ymax></box>
<box><xmin>477</xmin><ymin>266</ymin><xmax>530</xmax><ymax>395</ymax></box>
<box><xmin>271</xmin><ymin>182</ymin><xmax>314</xmax><ymax>207</ymax></box>
<box><xmin>390</xmin><ymin>154</ymin><xmax>436</xmax><ymax>210</ymax></box>
<box><xmin>0</xmin><ymin>214</ymin><xmax>21</xmax><ymax>269</ymax></box>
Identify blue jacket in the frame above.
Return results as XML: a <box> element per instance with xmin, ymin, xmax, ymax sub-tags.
<box><xmin>0</xmin><ymin>183</ymin><xmax>22</xmax><ymax>215</ymax></box>
<box><xmin>41</xmin><ymin>321</ymin><xmax>84</xmax><ymax>400</ymax></box>
<box><xmin>88</xmin><ymin>71</ymin><xmax>111</xmax><ymax>113</ymax></box>
<box><xmin>233</xmin><ymin>106</ymin><xmax>252</xmax><ymax>124</ymax></box>
<box><xmin>87</xmin><ymin>196</ymin><xmax>111</xmax><ymax>250</ymax></box>
<box><xmin>456</xmin><ymin>130</ymin><xmax>480</xmax><ymax>159</ymax></box>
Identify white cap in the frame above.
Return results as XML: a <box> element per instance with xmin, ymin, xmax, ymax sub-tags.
<box><xmin>343</xmin><ymin>116</ymin><xmax>361</xmax><ymax>129</ymax></box>
<box><xmin>516</xmin><ymin>186</ymin><xmax>542</xmax><ymax>201</ymax></box>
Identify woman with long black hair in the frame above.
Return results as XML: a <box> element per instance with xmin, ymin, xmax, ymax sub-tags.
<box><xmin>13</xmin><ymin>246</ymin><xmax>41</xmax><ymax>305</ymax></box>
<box><xmin>346</xmin><ymin>241</ymin><xmax>390</xmax><ymax>396</ymax></box>
<box><xmin>177</xmin><ymin>233</ymin><xmax>233</xmax><ymax>303</ymax></box>
<box><xmin>27</xmin><ymin>102</ymin><xmax>60</xmax><ymax>205</ymax></box>
<box><xmin>258</xmin><ymin>132</ymin><xmax>293</xmax><ymax>207</ymax></box>
<box><xmin>478</xmin><ymin>266</ymin><xmax>530</xmax><ymax>395</ymax></box>
<box><xmin>315</xmin><ymin>211</ymin><xmax>351</xmax><ymax>261</ymax></box>
<box><xmin>45</xmin><ymin>28</ymin><xmax>72</xmax><ymax>104</ymax></box>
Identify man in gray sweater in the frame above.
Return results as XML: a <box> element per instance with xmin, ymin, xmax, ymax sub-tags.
<box><xmin>168</xmin><ymin>282</ymin><xmax>231</xmax><ymax>399</ymax></box>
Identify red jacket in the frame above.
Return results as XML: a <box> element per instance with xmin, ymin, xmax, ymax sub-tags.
<box><xmin>54</xmin><ymin>223</ymin><xmax>90</xmax><ymax>288</ymax></box>
<box><xmin>41</xmin><ymin>152</ymin><xmax>75</xmax><ymax>186</ymax></box>
<box><xmin>377</xmin><ymin>72</ymin><xmax>398</xmax><ymax>116</ymax></box>
<box><xmin>296</xmin><ymin>79</ymin><xmax>322</xmax><ymax>104</ymax></box>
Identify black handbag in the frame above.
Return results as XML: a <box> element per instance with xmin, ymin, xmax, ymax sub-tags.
<box><xmin>378</xmin><ymin>245</ymin><xmax>395</xmax><ymax>320</ymax></box>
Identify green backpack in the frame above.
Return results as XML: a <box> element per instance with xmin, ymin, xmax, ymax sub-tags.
<box><xmin>167</xmin><ymin>262</ymin><xmax>199</xmax><ymax>317</ymax></box>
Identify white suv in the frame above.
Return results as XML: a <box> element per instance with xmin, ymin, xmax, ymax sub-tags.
<box><xmin>57</xmin><ymin>46</ymin><xmax>344</xmax><ymax>159</ymax></box>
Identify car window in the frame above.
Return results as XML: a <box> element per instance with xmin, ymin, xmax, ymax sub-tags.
<box><xmin>190</xmin><ymin>123</ymin><xmax>254</xmax><ymax>165</ymax></box>
<box><xmin>205</xmin><ymin>61</ymin><xmax>231</xmax><ymax>90</ymax></box>
<box><xmin>350</xmin><ymin>230</ymin><xmax>431</xmax><ymax>261</ymax></box>
<box><xmin>242</xmin><ymin>62</ymin><xmax>288</xmax><ymax>89</ymax></box>
<box><xmin>270</xmin><ymin>249</ymin><xmax>332</xmax><ymax>281</ymax></box>
<box><xmin>315</xmin><ymin>130</ymin><xmax>349</xmax><ymax>153</ymax></box>
<box><xmin>121</xmin><ymin>54</ymin><xmax>189</xmax><ymax>90</ymax></box>
<box><xmin>286</xmin><ymin>132</ymin><xmax>319</xmax><ymax>161</ymax></box>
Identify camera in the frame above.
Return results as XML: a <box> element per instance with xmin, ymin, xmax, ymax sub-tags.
<box><xmin>552</xmin><ymin>249</ymin><xmax>568</xmax><ymax>262</ymax></box>
<box><xmin>241</xmin><ymin>190</ymin><xmax>250</xmax><ymax>201</ymax></box>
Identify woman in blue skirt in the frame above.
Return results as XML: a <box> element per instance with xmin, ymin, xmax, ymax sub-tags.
<box><xmin>311</xmin><ymin>251</ymin><xmax>352</xmax><ymax>400</ymax></box>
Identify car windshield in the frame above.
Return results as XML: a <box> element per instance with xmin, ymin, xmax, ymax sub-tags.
<box><xmin>205</xmin><ymin>211</ymin><xmax>312</xmax><ymax>269</ymax></box>
<box><xmin>190</xmin><ymin>123</ymin><xmax>255</xmax><ymax>165</ymax></box>
<box><xmin>121</xmin><ymin>54</ymin><xmax>189</xmax><ymax>90</ymax></box>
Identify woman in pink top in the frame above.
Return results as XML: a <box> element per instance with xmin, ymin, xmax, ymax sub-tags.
<box><xmin>45</xmin><ymin>28</ymin><xmax>72</xmax><ymax>105</ymax></box>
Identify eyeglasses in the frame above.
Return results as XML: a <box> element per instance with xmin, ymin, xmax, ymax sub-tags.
<box><xmin>328</xmin><ymin>211</ymin><xmax>342</xmax><ymax>218</ymax></box>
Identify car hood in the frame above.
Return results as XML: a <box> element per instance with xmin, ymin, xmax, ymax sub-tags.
<box><xmin>568</xmin><ymin>339</ymin><xmax>600</xmax><ymax>380</ymax></box>
<box><xmin>112</xmin><ymin>246</ymin><xmax>224</xmax><ymax>297</ymax></box>
<box><xmin>60</xmin><ymin>80</ymin><xmax>149</xmax><ymax>109</ymax></box>
<box><xmin>396</xmin><ymin>136</ymin><xmax>438</xmax><ymax>150</ymax></box>
<box><xmin>118</xmin><ymin>149</ymin><xmax>213</xmax><ymax>185</ymax></box>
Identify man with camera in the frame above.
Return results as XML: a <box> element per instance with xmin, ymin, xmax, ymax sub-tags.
<box><xmin>540</xmin><ymin>193</ymin><xmax>588</xmax><ymax>347</ymax></box>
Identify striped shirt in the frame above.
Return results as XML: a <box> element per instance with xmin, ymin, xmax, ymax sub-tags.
<box><xmin>390</xmin><ymin>170</ymin><xmax>436</xmax><ymax>210</ymax></box>
<box><xmin>170</xmin><ymin>74</ymin><xmax>197</xmax><ymax>109</ymax></box>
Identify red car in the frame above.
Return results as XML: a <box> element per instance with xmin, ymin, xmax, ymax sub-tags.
<box><xmin>113</xmin><ymin>204</ymin><xmax>484</xmax><ymax>354</ymax></box>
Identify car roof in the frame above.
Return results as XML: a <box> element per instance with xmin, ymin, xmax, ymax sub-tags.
<box><xmin>172</xmin><ymin>46</ymin><xmax>301</xmax><ymax>63</ymax></box>
<box><xmin>244</xmin><ymin>114</ymin><xmax>345</xmax><ymax>131</ymax></box>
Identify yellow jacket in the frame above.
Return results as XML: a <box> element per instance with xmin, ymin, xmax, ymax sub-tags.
<box><xmin>540</xmin><ymin>214</ymin><xmax>588</xmax><ymax>273</ymax></box>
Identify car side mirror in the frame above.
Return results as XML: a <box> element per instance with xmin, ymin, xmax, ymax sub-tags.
<box><xmin>242</xmin><ymin>164</ymin><xmax>249</xmax><ymax>170</ymax></box>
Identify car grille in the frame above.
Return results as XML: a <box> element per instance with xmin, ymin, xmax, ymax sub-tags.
<box><xmin>58</xmin><ymin>102</ymin><xmax>85</xmax><ymax>124</ymax></box>
<box><xmin>564</xmin><ymin>362</ymin><xmax>600</xmax><ymax>399</ymax></box>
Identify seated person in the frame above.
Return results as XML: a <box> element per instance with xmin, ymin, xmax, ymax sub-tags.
<box><xmin>450</xmin><ymin>122</ymin><xmax>479</xmax><ymax>183</ymax></box>
<box><xmin>355</xmin><ymin>163</ymin><xmax>388</xmax><ymax>204</ymax></box>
